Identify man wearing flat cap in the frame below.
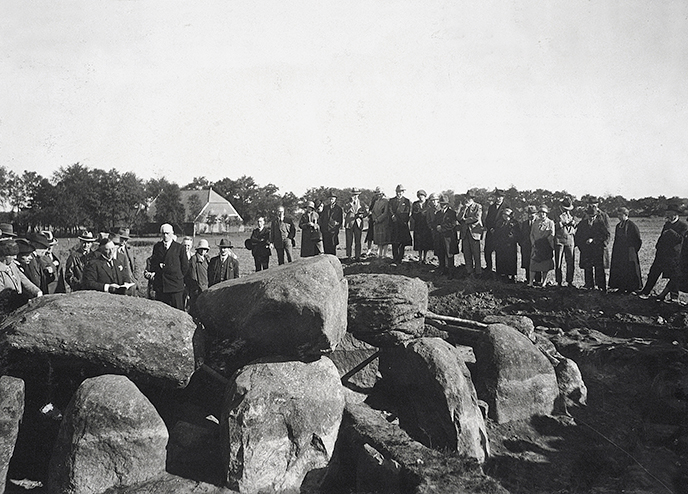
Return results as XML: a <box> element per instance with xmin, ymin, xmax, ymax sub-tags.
<box><xmin>574</xmin><ymin>196</ymin><xmax>612</xmax><ymax>290</ymax></box>
<box><xmin>483</xmin><ymin>189</ymin><xmax>507</xmax><ymax>277</ymax></box>
<box><xmin>389</xmin><ymin>185</ymin><xmax>412</xmax><ymax>264</ymax></box>
<box><xmin>319</xmin><ymin>191</ymin><xmax>344</xmax><ymax>256</ymax></box>
<box><xmin>458</xmin><ymin>190</ymin><xmax>484</xmax><ymax>276</ymax></box>
<box><xmin>65</xmin><ymin>231</ymin><xmax>96</xmax><ymax>291</ymax></box>
<box><xmin>344</xmin><ymin>189</ymin><xmax>365</xmax><ymax>261</ymax></box>
<box><xmin>637</xmin><ymin>201</ymin><xmax>688</xmax><ymax>300</ymax></box>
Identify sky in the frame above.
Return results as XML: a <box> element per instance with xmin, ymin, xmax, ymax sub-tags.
<box><xmin>1</xmin><ymin>0</ymin><xmax>687</xmax><ymax>199</ymax></box>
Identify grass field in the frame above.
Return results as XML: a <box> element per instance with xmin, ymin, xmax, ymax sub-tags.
<box><xmin>50</xmin><ymin>215</ymin><xmax>669</xmax><ymax>293</ymax></box>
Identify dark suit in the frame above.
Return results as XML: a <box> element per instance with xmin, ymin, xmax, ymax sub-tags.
<box><xmin>82</xmin><ymin>254</ymin><xmax>132</xmax><ymax>294</ymax></box>
<box><xmin>208</xmin><ymin>255</ymin><xmax>239</xmax><ymax>286</ymax></box>
<box><xmin>484</xmin><ymin>201</ymin><xmax>506</xmax><ymax>272</ymax></box>
<box><xmin>150</xmin><ymin>240</ymin><xmax>189</xmax><ymax>310</ymax></box>
<box><xmin>319</xmin><ymin>203</ymin><xmax>343</xmax><ymax>255</ymax></box>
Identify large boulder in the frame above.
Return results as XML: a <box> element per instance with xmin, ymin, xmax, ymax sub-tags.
<box><xmin>346</xmin><ymin>274</ymin><xmax>427</xmax><ymax>347</ymax></box>
<box><xmin>222</xmin><ymin>357</ymin><xmax>344</xmax><ymax>493</ymax></box>
<box><xmin>378</xmin><ymin>338</ymin><xmax>489</xmax><ymax>462</ymax></box>
<box><xmin>329</xmin><ymin>332</ymin><xmax>380</xmax><ymax>391</ymax></box>
<box><xmin>48</xmin><ymin>375</ymin><xmax>169</xmax><ymax>494</ymax></box>
<box><xmin>555</xmin><ymin>358</ymin><xmax>588</xmax><ymax>406</ymax></box>
<box><xmin>197</xmin><ymin>255</ymin><xmax>347</xmax><ymax>360</ymax></box>
<box><xmin>0</xmin><ymin>376</ymin><xmax>24</xmax><ymax>493</ymax></box>
<box><xmin>0</xmin><ymin>292</ymin><xmax>197</xmax><ymax>388</ymax></box>
<box><xmin>472</xmin><ymin>324</ymin><xmax>559</xmax><ymax>424</ymax></box>
<box><xmin>483</xmin><ymin>315</ymin><xmax>535</xmax><ymax>341</ymax></box>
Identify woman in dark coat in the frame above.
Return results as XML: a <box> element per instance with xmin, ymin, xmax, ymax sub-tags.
<box><xmin>608</xmin><ymin>207</ymin><xmax>642</xmax><ymax>293</ymax></box>
<box><xmin>299</xmin><ymin>201</ymin><xmax>323</xmax><ymax>258</ymax></box>
<box><xmin>250</xmin><ymin>216</ymin><xmax>271</xmax><ymax>271</ymax></box>
<box><xmin>494</xmin><ymin>207</ymin><xmax>518</xmax><ymax>282</ymax></box>
<box><xmin>411</xmin><ymin>190</ymin><xmax>434</xmax><ymax>263</ymax></box>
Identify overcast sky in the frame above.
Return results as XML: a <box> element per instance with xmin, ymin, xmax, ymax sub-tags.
<box><xmin>2</xmin><ymin>1</ymin><xmax>687</xmax><ymax>199</ymax></box>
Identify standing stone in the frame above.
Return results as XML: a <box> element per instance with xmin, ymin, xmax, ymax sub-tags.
<box><xmin>0</xmin><ymin>376</ymin><xmax>24</xmax><ymax>493</ymax></box>
<box><xmin>378</xmin><ymin>338</ymin><xmax>489</xmax><ymax>462</ymax></box>
<box><xmin>222</xmin><ymin>357</ymin><xmax>344</xmax><ymax>494</ymax></box>
<box><xmin>48</xmin><ymin>375</ymin><xmax>169</xmax><ymax>494</ymax></box>
<box><xmin>0</xmin><ymin>292</ymin><xmax>197</xmax><ymax>388</ymax></box>
<box><xmin>472</xmin><ymin>324</ymin><xmax>559</xmax><ymax>424</ymax></box>
<box><xmin>346</xmin><ymin>274</ymin><xmax>427</xmax><ymax>347</ymax></box>
<box><xmin>197</xmin><ymin>255</ymin><xmax>347</xmax><ymax>360</ymax></box>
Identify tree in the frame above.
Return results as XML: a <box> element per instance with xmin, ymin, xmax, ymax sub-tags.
<box><xmin>153</xmin><ymin>182</ymin><xmax>185</xmax><ymax>231</ymax></box>
<box><xmin>186</xmin><ymin>193</ymin><xmax>204</xmax><ymax>222</ymax></box>
<box><xmin>182</xmin><ymin>176</ymin><xmax>211</xmax><ymax>190</ymax></box>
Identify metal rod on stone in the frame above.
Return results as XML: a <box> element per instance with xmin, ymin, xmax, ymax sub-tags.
<box><xmin>341</xmin><ymin>351</ymin><xmax>380</xmax><ymax>383</ymax></box>
<box><xmin>423</xmin><ymin>311</ymin><xmax>488</xmax><ymax>329</ymax></box>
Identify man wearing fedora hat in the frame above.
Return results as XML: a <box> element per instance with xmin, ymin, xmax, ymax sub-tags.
<box><xmin>484</xmin><ymin>189</ymin><xmax>507</xmax><ymax>277</ymax></box>
<box><xmin>185</xmin><ymin>239</ymin><xmax>210</xmax><ymax>315</ymax></box>
<box><xmin>344</xmin><ymin>189</ymin><xmax>365</xmax><ymax>261</ymax></box>
<box><xmin>65</xmin><ymin>231</ymin><xmax>96</xmax><ymax>291</ymax></box>
<box><xmin>389</xmin><ymin>184</ymin><xmax>412</xmax><ymax>264</ymax></box>
<box><xmin>637</xmin><ymin>201</ymin><xmax>688</xmax><ymax>300</ymax></box>
<box><xmin>458</xmin><ymin>190</ymin><xmax>483</xmax><ymax>277</ymax></box>
<box><xmin>574</xmin><ymin>196</ymin><xmax>612</xmax><ymax>290</ymax></box>
<box><xmin>209</xmin><ymin>238</ymin><xmax>239</xmax><ymax>286</ymax></box>
<box><xmin>553</xmin><ymin>197</ymin><xmax>577</xmax><ymax>287</ymax></box>
<box><xmin>319</xmin><ymin>191</ymin><xmax>344</xmax><ymax>256</ymax></box>
<box><xmin>0</xmin><ymin>223</ymin><xmax>17</xmax><ymax>238</ymax></box>
<box><xmin>150</xmin><ymin>224</ymin><xmax>189</xmax><ymax>310</ymax></box>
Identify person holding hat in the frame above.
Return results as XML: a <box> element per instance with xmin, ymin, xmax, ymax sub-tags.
<box><xmin>388</xmin><ymin>185</ymin><xmax>412</xmax><ymax>264</ymax></box>
<box><xmin>529</xmin><ymin>205</ymin><xmax>556</xmax><ymax>287</ymax></box>
<box><xmin>249</xmin><ymin>216</ymin><xmax>272</xmax><ymax>271</ymax></box>
<box><xmin>371</xmin><ymin>188</ymin><xmax>391</xmax><ymax>259</ymax></box>
<box><xmin>299</xmin><ymin>201</ymin><xmax>323</xmax><ymax>257</ymax></box>
<box><xmin>553</xmin><ymin>198</ymin><xmax>577</xmax><ymax>287</ymax></box>
<box><xmin>637</xmin><ymin>202</ymin><xmax>688</xmax><ymax>300</ymax></box>
<box><xmin>82</xmin><ymin>238</ymin><xmax>134</xmax><ymax>295</ymax></box>
<box><xmin>435</xmin><ymin>195</ymin><xmax>459</xmax><ymax>276</ymax></box>
<box><xmin>344</xmin><ymin>189</ymin><xmax>365</xmax><ymax>262</ymax></box>
<box><xmin>0</xmin><ymin>223</ymin><xmax>17</xmax><ymax>238</ymax></box>
<box><xmin>483</xmin><ymin>189</ymin><xmax>507</xmax><ymax>277</ymax></box>
<box><xmin>271</xmin><ymin>206</ymin><xmax>297</xmax><ymax>265</ymax></box>
<box><xmin>65</xmin><ymin>231</ymin><xmax>96</xmax><ymax>291</ymax></box>
<box><xmin>458</xmin><ymin>190</ymin><xmax>484</xmax><ymax>277</ymax></box>
<box><xmin>319</xmin><ymin>191</ymin><xmax>344</xmax><ymax>256</ymax></box>
<box><xmin>411</xmin><ymin>190</ymin><xmax>433</xmax><ymax>264</ymax></box>
<box><xmin>208</xmin><ymin>238</ymin><xmax>239</xmax><ymax>286</ymax></box>
<box><xmin>518</xmin><ymin>206</ymin><xmax>538</xmax><ymax>285</ymax></box>
<box><xmin>608</xmin><ymin>207</ymin><xmax>642</xmax><ymax>293</ymax></box>
<box><xmin>0</xmin><ymin>239</ymin><xmax>42</xmax><ymax>311</ymax></box>
<box><xmin>149</xmin><ymin>224</ymin><xmax>190</xmax><ymax>310</ymax></box>
<box><xmin>185</xmin><ymin>239</ymin><xmax>210</xmax><ymax>315</ymax></box>
<box><xmin>574</xmin><ymin>197</ymin><xmax>612</xmax><ymax>291</ymax></box>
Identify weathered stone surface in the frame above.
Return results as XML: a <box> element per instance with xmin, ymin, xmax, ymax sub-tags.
<box><xmin>483</xmin><ymin>315</ymin><xmax>535</xmax><ymax>341</ymax></box>
<box><xmin>378</xmin><ymin>338</ymin><xmax>489</xmax><ymax>462</ymax></box>
<box><xmin>0</xmin><ymin>376</ymin><xmax>24</xmax><ymax>493</ymax></box>
<box><xmin>0</xmin><ymin>292</ymin><xmax>197</xmax><ymax>388</ymax></box>
<box><xmin>222</xmin><ymin>357</ymin><xmax>344</xmax><ymax>494</ymax></box>
<box><xmin>49</xmin><ymin>375</ymin><xmax>169</xmax><ymax>494</ymax></box>
<box><xmin>329</xmin><ymin>332</ymin><xmax>380</xmax><ymax>391</ymax></box>
<box><xmin>320</xmin><ymin>402</ymin><xmax>508</xmax><ymax>494</ymax></box>
<box><xmin>197</xmin><ymin>255</ymin><xmax>347</xmax><ymax>360</ymax></box>
<box><xmin>532</xmin><ymin>332</ymin><xmax>564</xmax><ymax>365</ymax></box>
<box><xmin>556</xmin><ymin>358</ymin><xmax>588</xmax><ymax>406</ymax></box>
<box><xmin>346</xmin><ymin>274</ymin><xmax>427</xmax><ymax>347</ymax></box>
<box><xmin>472</xmin><ymin>324</ymin><xmax>558</xmax><ymax>424</ymax></box>
<box><xmin>167</xmin><ymin>420</ymin><xmax>223</xmax><ymax>485</ymax></box>
<box><xmin>102</xmin><ymin>473</ymin><xmax>236</xmax><ymax>493</ymax></box>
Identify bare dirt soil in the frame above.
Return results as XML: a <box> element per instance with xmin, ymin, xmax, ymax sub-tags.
<box><xmin>345</xmin><ymin>255</ymin><xmax>688</xmax><ymax>494</ymax></box>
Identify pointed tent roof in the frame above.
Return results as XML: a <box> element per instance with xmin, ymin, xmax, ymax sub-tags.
<box><xmin>148</xmin><ymin>187</ymin><xmax>242</xmax><ymax>223</ymax></box>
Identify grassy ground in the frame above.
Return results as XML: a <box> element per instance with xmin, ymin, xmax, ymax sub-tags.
<box><xmin>51</xmin><ymin>216</ymin><xmax>668</xmax><ymax>293</ymax></box>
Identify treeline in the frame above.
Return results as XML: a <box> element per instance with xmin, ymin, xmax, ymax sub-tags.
<box><xmin>0</xmin><ymin>163</ymin><xmax>685</xmax><ymax>234</ymax></box>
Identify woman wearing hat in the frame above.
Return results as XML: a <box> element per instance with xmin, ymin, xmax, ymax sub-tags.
<box><xmin>553</xmin><ymin>198</ymin><xmax>577</xmax><ymax>287</ymax></box>
<box><xmin>299</xmin><ymin>201</ymin><xmax>323</xmax><ymax>257</ymax></box>
<box><xmin>529</xmin><ymin>205</ymin><xmax>555</xmax><ymax>286</ymax></box>
<box><xmin>608</xmin><ymin>207</ymin><xmax>642</xmax><ymax>293</ymax></box>
<box><xmin>186</xmin><ymin>239</ymin><xmax>210</xmax><ymax>315</ymax></box>
<box><xmin>411</xmin><ymin>190</ymin><xmax>433</xmax><ymax>264</ymax></box>
<box><xmin>208</xmin><ymin>238</ymin><xmax>239</xmax><ymax>287</ymax></box>
<box><xmin>0</xmin><ymin>239</ymin><xmax>42</xmax><ymax>310</ymax></box>
<box><xmin>371</xmin><ymin>188</ymin><xmax>391</xmax><ymax>259</ymax></box>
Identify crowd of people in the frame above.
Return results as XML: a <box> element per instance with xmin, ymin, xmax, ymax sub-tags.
<box><xmin>2</xmin><ymin>187</ymin><xmax>688</xmax><ymax>314</ymax></box>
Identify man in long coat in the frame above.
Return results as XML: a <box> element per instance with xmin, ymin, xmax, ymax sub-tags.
<box><xmin>483</xmin><ymin>189</ymin><xmax>506</xmax><ymax>277</ymax></box>
<box><xmin>388</xmin><ymin>184</ymin><xmax>413</xmax><ymax>264</ymax></box>
<box><xmin>319</xmin><ymin>192</ymin><xmax>344</xmax><ymax>256</ymax></box>
<box><xmin>436</xmin><ymin>195</ymin><xmax>459</xmax><ymax>276</ymax></box>
<box><xmin>574</xmin><ymin>197</ymin><xmax>611</xmax><ymax>290</ymax></box>
<box><xmin>638</xmin><ymin>203</ymin><xmax>688</xmax><ymax>299</ymax></box>
<box><xmin>518</xmin><ymin>206</ymin><xmax>537</xmax><ymax>284</ymax></box>
<box><xmin>149</xmin><ymin>223</ymin><xmax>189</xmax><ymax>310</ymax></box>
